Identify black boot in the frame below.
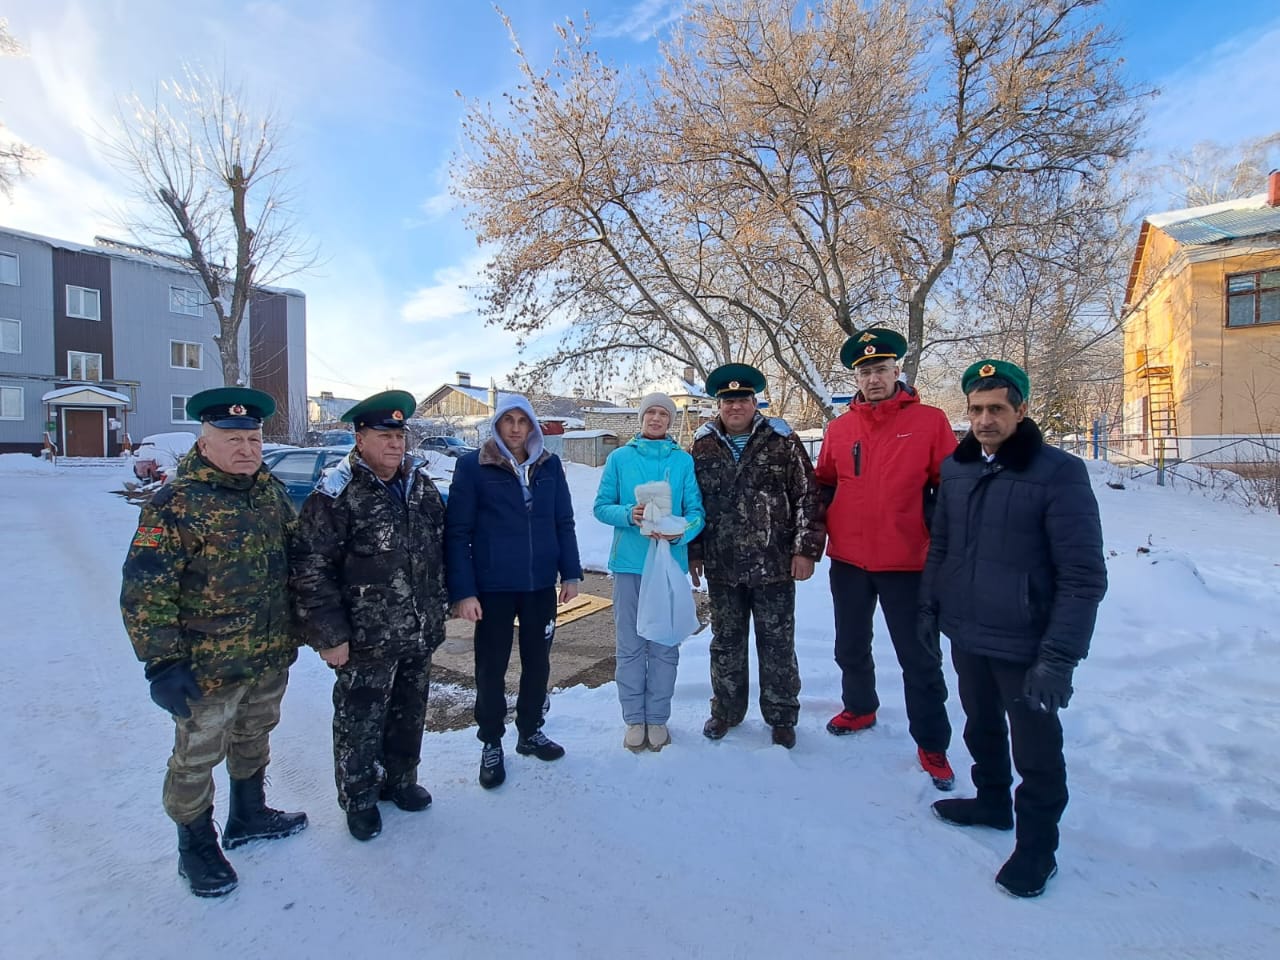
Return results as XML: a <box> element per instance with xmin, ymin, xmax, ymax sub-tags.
<box><xmin>222</xmin><ymin>767</ymin><xmax>308</xmax><ymax>850</ymax></box>
<box><xmin>996</xmin><ymin>847</ymin><xmax>1058</xmax><ymax>898</ymax></box>
<box><xmin>932</xmin><ymin>797</ymin><xmax>1014</xmax><ymax>831</ymax></box>
<box><xmin>380</xmin><ymin>781</ymin><xmax>433</xmax><ymax>812</ymax></box>
<box><xmin>177</xmin><ymin>808</ymin><xmax>238</xmax><ymax>898</ymax></box>
<box><xmin>347</xmin><ymin>806</ymin><xmax>382</xmax><ymax>842</ymax></box>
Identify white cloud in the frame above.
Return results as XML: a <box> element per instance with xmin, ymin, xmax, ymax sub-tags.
<box><xmin>596</xmin><ymin>0</ymin><xmax>685</xmax><ymax>41</ymax></box>
<box><xmin>1145</xmin><ymin>17</ymin><xmax>1280</xmax><ymax>154</ymax></box>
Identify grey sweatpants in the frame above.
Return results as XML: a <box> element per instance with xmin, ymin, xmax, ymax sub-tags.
<box><xmin>613</xmin><ymin>573</ymin><xmax>680</xmax><ymax>725</ymax></box>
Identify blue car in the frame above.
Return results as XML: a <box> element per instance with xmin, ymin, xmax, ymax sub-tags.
<box><xmin>264</xmin><ymin>446</ymin><xmax>449</xmax><ymax>510</ymax></box>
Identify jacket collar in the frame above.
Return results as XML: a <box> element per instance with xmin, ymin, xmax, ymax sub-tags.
<box><xmin>179</xmin><ymin>447</ymin><xmax>265</xmax><ymax>491</ymax></box>
<box><xmin>851</xmin><ymin>383</ymin><xmax>919</xmax><ymax>418</ymax></box>
<box><xmin>953</xmin><ymin>417</ymin><xmax>1043</xmax><ymax>471</ymax></box>
<box><xmin>479</xmin><ymin>438</ymin><xmax>549</xmax><ymax>473</ymax></box>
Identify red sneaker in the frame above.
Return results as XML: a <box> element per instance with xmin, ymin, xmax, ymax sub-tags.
<box><xmin>826</xmin><ymin>710</ymin><xmax>876</xmax><ymax>735</ymax></box>
<box><xmin>918</xmin><ymin>747</ymin><xmax>955</xmax><ymax>791</ymax></box>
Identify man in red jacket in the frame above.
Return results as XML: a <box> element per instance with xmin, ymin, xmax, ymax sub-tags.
<box><xmin>814</xmin><ymin>328</ymin><xmax>957</xmax><ymax>790</ymax></box>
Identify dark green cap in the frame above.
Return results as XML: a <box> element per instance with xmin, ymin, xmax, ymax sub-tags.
<box><xmin>840</xmin><ymin>327</ymin><xmax>907</xmax><ymax>369</ymax></box>
<box><xmin>342</xmin><ymin>390</ymin><xmax>417</xmax><ymax>430</ymax></box>
<box><xmin>186</xmin><ymin>387</ymin><xmax>275</xmax><ymax>428</ymax></box>
<box><xmin>961</xmin><ymin>359</ymin><xmax>1030</xmax><ymax>402</ymax></box>
<box><xmin>705</xmin><ymin>363</ymin><xmax>766</xmax><ymax>399</ymax></box>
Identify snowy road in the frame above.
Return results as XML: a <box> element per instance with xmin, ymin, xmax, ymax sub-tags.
<box><xmin>1</xmin><ymin>456</ymin><xmax>1277</xmax><ymax>958</ymax></box>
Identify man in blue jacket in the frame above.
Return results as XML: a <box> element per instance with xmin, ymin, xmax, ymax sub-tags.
<box><xmin>445</xmin><ymin>395</ymin><xmax>582</xmax><ymax>789</ymax></box>
<box><xmin>921</xmin><ymin>360</ymin><xmax>1107</xmax><ymax>899</ymax></box>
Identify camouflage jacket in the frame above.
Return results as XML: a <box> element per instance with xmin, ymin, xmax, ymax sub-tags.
<box><xmin>291</xmin><ymin>452</ymin><xmax>447</xmax><ymax>661</ymax></box>
<box><xmin>688</xmin><ymin>415</ymin><xmax>826</xmax><ymax>586</ymax></box>
<box><xmin>120</xmin><ymin>448</ymin><xmax>298</xmax><ymax>692</ymax></box>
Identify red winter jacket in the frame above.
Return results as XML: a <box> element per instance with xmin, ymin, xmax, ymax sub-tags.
<box><xmin>814</xmin><ymin>386</ymin><xmax>957</xmax><ymax>572</ymax></box>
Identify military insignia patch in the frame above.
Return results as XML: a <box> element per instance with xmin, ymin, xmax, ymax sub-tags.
<box><xmin>728</xmin><ymin>380</ymin><xmax>740</xmax><ymax>390</ymax></box>
<box><xmin>392</xmin><ymin>409</ymin><xmax>405</xmax><ymax>421</ymax></box>
<box><xmin>979</xmin><ymin>363</ymin><xmax>996</xmax><ymax>377</ymax></box>
<box><xmin>132</xmin><ymin>525</ymin><xmax>164</xmax><ymax>548</ymax></box>
<box><xmin>229</xmin><ymin>404</ymin><xmax>247</xmax><ymax>416</ymax></box>
<box><xmin>859</xmin><ymin>332</ymin><xmax>875</xmax><ymax>343</ymax></box>
<box><xmin>864</xmin><ymin>345</ymin><xmax>877</xmax><ymax>355</ymax></box>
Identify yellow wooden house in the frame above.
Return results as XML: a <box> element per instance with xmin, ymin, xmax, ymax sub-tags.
<box><xmin>1121</xmin><ymin>172</ymin><xmax>1280</xmax><ymax>464</ymax></box>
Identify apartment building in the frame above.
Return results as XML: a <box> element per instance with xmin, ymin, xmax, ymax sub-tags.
<box><xmin>0</xmin><ymin>226</ymin><xmax>306</xmax><ymax>455</ymax></box>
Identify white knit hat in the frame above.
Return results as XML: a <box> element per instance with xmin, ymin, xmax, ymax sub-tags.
<box><xmin>637</xmin><ymin>393</ymin><xmax>677</xmax><ymax>431</ymax></box>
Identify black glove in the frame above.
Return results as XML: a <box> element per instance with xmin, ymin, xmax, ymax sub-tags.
<box><xmin>1022</xmin><ymin>649</ymin><xmax>1076</xmax><ymax>713</ymax></box>
<box><xmin>147</xmin><ymin>660</ymin><xmax>203</xmax><ymax>718</ymax></box>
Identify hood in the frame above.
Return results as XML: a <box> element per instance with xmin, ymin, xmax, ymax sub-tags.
<box><xmin>489</xmin><ymin>394</ymin><xmax>545</xmax><ymax>463</ymax></box>
<box><xmin>851</xmin><ymin>383</ymin><xmax>920</xmax><ymax>419</ymax></box>
<box><xmin>626</xmin><ymin>435</ymin><xmax>683</xmax><ymax>458</ymax></box>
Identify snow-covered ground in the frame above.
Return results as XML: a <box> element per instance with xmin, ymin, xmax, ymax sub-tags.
<box><xmin>1</xmin><ymin>453</ymin><xmax>1277</xmax><ymax>958</ymax></box>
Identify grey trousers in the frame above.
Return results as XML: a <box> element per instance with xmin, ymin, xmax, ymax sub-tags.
<box><xmin>613</xmin><ymin>573</ymin><xmax>680</xmax><ymax>725</ymax></box>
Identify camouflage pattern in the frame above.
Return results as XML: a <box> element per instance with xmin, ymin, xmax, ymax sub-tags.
<box><xmin>688</xmin><ymin>415</ymin><xmax>825</xmax><ymax>586</ymax></box>
<box><xmin>290</xmin><ymin>453</ymin><xmax>447</xmax><ymax>658</ymax></box>
<box><xmin>163</xmin><ymin>668</ymin><xmax>288</xmax><ymax>824</ymax></box>
<box><xmin>120</xmin><ymin>447</ymin><xmax>299</xmax><ymax>692</ymax></box>
<box><xmin>290</xmin><ymin>453</ymin><xmax>447</xmax><ymax>812</ymax></box>
<box><xmin>706</xmin><ymin>580</ymin><xmax>801</xmax><ymax>727</ymax></box>
<box><xmin>331</xmin><ymin>654</ymin><xmax>431</xmax><ymax>811</ymax></box>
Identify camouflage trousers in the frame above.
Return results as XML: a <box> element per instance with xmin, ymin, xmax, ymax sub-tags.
<box><xmin>332</xmin><ymin>652</ymin><xmax>431</xmax><ymax>813</ymax></box>
<box><xmin>706</xmin><ymin>579</ymin><xmax>801</xmax><ymax>727</ymax></box>
<box><xmin>163</xmin><ymin>667</ymin><xmax>288</xmax><ymax>825</ymax></box>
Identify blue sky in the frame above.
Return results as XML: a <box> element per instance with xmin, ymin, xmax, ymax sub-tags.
<box><xmin>2</xmin><ymin>0</ymin><xmax>1278</xmax><ymax>403</ymax></box>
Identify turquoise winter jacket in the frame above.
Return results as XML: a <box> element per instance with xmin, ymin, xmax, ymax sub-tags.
<box><xmin>593</xmin><ymin>436</ymin><xmax>705</xmax><ymax>575</ymax></box>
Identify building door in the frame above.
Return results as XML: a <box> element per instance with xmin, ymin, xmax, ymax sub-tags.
<box><xmin>63</xmin><ymin>408</ymin><xmax>106</xmax><ymax>457</ymax></box>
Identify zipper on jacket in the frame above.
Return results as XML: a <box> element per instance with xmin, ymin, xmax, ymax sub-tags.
<box><xmin>853</xmin><ymin>441</ymin><xmax>862</xmax><ymax>476</ymax></box>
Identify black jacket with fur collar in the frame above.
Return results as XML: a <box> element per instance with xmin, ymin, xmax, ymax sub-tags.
<box><xmin>921</xmin><ymin>419</ymin><xmax>1107</xmax><ymax>664</ymax></box>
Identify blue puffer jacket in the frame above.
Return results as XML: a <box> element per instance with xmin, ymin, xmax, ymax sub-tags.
<box><xmin>921</xmin><ymin>419</ymin><xmax>1107</xmax><ymax>665</ymax></box>
<box><xmin>445</xmin><ymin>396</ymin><xmax>583</xmax><ymax>601</ymax></box>
<box><xmin>593</xmin><ymin>435</ymin><xmax>705</xmax><ymax>575</ymax></box>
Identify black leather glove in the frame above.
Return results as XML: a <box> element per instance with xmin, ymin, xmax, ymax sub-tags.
<box><xmin>1022</xmin><ymin>649</ymin><xmax>1076</xmax><ymax>713</ymax></box>
<box><xmin>147</xmin><ymin>660</ymin><xmax>203</xmax><ymax>718</ymax></box>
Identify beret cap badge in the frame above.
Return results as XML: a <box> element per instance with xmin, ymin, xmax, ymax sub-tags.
<box><xmin>979</xmin><ymin>363</ymin><xmax>996</xmax><ymax>377</ymax></box>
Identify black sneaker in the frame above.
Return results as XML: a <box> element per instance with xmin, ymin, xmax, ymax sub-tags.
<box><xmin>996</xmin><ymin>848</ymin><xmax>1058</xmax><ymax>898</ymax></box>
<box><xmin>346</xmin><ymin>806</ymin><xmax>382</xmax><ymax>842</ymax></box>
<box><xmin>515</xmin><ymin>730</ymin><xmax>565</xmax><ymax>761</ymax></box>
<box><xmin>380</xmin><ymin>781</ymin><xmax>433</xmax><ymax>812</ymax></box>
<box><xmin>479</xmin><ymin>741</ymin><xmax>506</xmax><ymax>789</ymax></box>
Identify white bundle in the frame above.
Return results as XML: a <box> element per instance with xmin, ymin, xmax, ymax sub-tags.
<box><xmin>635</xmin><ymin>480</ymin><xmax>684</xmax><ymax>536</ymax></box>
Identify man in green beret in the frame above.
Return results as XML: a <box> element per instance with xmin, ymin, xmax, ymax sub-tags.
<box><xmin>688</xmin><ymin>363</ymin><xmax>825</xmax><ymax>749</ymax></box>
<box><xmin>921</xmin><ymin>360</ymin><xmax>1107</xmax><ymax>897</ymax></box>
<box><xmin>121</xmin><ymin>387</ymin><xmax>307</xmax><ymax>898</ymax></box>
<box><xmin>815</xmin><ymin>327</ymin><xmax>958</xmax><ymax>790</ymax></box>
<box><xmin>291</xmin><ymin>390</ymin><xmax>448</xmax><ymax>841</ymax></box>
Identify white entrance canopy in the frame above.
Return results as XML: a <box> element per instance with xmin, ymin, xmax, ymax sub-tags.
<box><xmin>41</xmin><ymin>385</ymin><xmax>132</xmax><ymax>406</ymax></box>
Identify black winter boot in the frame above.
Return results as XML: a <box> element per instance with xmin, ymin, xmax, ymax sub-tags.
<box><xmin>932</xmin><ymin>797</ymin><xmax>1014</xmax><ymax>831</ymax></box>
<box><xmin>177</xmin><ymin>808</ymin><xmax>238</xmax><ymax>898</ymax></box>
<box><xmin>996</xmin><ymin>847</ymin><xmax>1058</xmax><ymax>898</ymax></box>
<box><xmin>222</xmin><ymin>768</ymin><xmax>308</xmax><ymax>850</ymax></box>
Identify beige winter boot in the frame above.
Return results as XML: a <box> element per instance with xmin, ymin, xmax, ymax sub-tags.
<box><xmin>624</xmin><ymin>724</ymin><xmax>648</xmax><ymax>752</ymax></box>
<box><xmin>647</xmin><ymin>724</ymin><xmax>671</xmax><ymax>751</ymax></box>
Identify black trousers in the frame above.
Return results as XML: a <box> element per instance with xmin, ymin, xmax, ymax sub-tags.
<box><xmin>952</xmin><ymin>645</ymin><xmax>1068</xmax><ymax>854</ymax></box>
<box><xmin>473</xmin><ymin>588</ymin><xmax>557</xmax><ymax>743</ymax></box>
<box><xmin>830</xmin><ymin>559</ymin><xmax>950</xmax><ymax>751</ymax></box>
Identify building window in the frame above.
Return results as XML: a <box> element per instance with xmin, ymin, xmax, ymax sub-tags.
<box><xmin>67</xmin><ymin>351</ymin><xmax>103</xmax><ymax>382</ymax></box>
<box><xmin>0</xmin><ymin>317</ymin><xmax>19</xmax><ymax>354</ymax></box>
<box><xmin>66</xmin><ymin>285</ymin><xmax>102</xmax><ymax>321</ymax></box>
<box><xmin>169</xmin><ymin>285</ymin><xmax>204</xmax><ymax>317</ymax></box>
<box><xmin>0</xmin><ymin>385</ymin><xmax>22</xmax><ymax>420</ymax></box>
<box><xmin>170</xmin><ymin>340</ymin><xmax>203</xmax><ymax>370</ymax></box>
<box><xmin>1226</xmin><ymin>270</ymin><xmax>1280</xmax><ymax>327</ymax></box>
<box><xmin>0</xmin><ymin>252</ymin><xmax>17</xmax><ymax>286</ymax></box>
<box><xmin>171</xmin><ymin>395</ymin><xmax>199</xmax><ymax>423</ymax></box>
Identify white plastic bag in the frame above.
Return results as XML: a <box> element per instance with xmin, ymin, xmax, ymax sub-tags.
<box><xmin>636</xmin><ymin>538</ymin><xmax>701</xmax><ymax>647</ymax></box>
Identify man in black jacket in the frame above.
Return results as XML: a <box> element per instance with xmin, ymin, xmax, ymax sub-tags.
<box><xmin>921</xmin><ymin>360</ymin><xmax>1107</xmax><ymax>898</ymax></box>
<box><xmin>291</xmin><ymin>390</ymin><xmax>448</xmax><ymax>842</ymax></box>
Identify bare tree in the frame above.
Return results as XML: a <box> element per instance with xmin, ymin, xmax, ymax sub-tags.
<box><xmin>104</xmin><ymin>69</ymin><xmax>316</xmax><ymax>386</ymax></box>
<box><xmin>1145</xmin><ymin>132</ymin><xmax>1280</xmax><ymax>208</ymax></box>
<box><xmin>0</xmin><ymin>19</ymin><xmax>41</xmax><ymax>196</ymax></box>
<box><xmin>454</xmin><ymin>0</ymin><xmax>1144</xmax><ymax>417</ymax></box>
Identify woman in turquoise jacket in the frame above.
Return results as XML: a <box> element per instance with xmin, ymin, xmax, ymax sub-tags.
<box><xmin>593</xmin><ymin>393</ymin><xmax>704</xmax><ymax>752</ymax></box>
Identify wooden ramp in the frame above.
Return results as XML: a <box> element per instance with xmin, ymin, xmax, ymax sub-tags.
<box><xmin>553</xmin><ymin>593</ymin><xmax>612</xmax><ymax>626</ymax></box>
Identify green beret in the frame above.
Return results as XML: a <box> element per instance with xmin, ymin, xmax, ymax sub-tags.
<box><xmin>186</xmin><ymin>387</ymin><xmax>275</xmax><ymax>428</ymax></box>
<box><xmin>705</xmin><ymin>363</ymin><xmax>766</xmax><ymax>399</ymax></box>
<box><xmin>841</xmin><ymin>328</ymin><xmax>907</xmax><ymax>369</ymax></box>
<box><xmin>342</xmin><ymin>389</ymin><xmax>417</xmax><ymax>430</ymax></box>
<box><xmin>961</xmin><ymin>359</ymin><xmax>1030</xmax><ymax>402</ymax></box>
